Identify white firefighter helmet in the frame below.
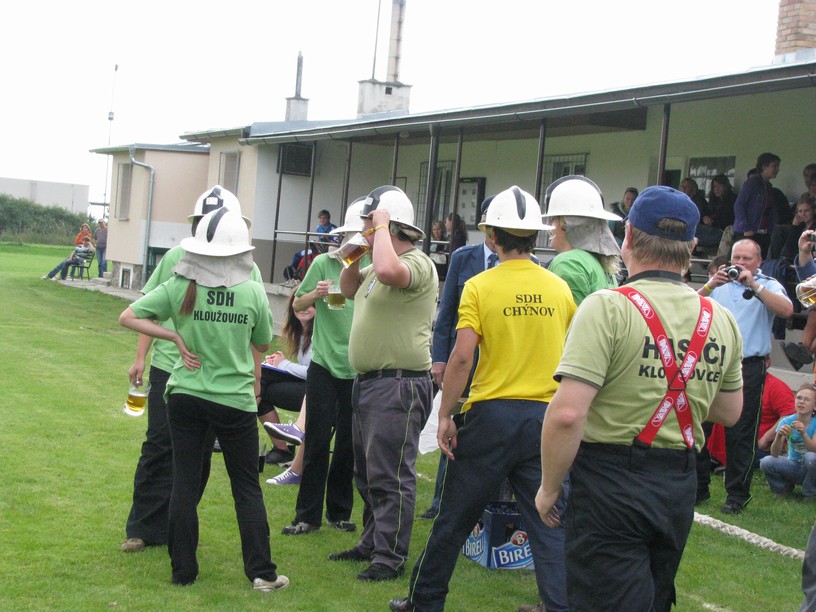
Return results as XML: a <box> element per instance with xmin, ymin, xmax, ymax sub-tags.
<box><xmin>478</xmin><ymin>186</ymin><xmax>552</xmax><ymax>236</ymax></box>
<box><xmin>330</xmin><ymin>197</ymin><xmax>367</xmax><ymax>234</ymax></box>
<box><xmin>180</xmin><ymin>208</ymin><xmax>254</xmax><ymax>257</ymax></box>
<box><xmin>543</xmin><ymin>175</ymin><xmax>620</xmax><ymax>221</ymax></box>
<box><xmin>361</xmin><ymin>185</ymin><xmax>425</xmax><ymax>238</ymax></box>
<box><xmin>188</xmin><ymin>185</ymin><xmax>251</xmax><ymax>228</ymax></box>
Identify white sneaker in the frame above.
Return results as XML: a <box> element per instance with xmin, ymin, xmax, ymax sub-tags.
<box><xmin>253</xmin><ymin>575</ymin><xmax>290</xmax><ymax>591</ymax></box>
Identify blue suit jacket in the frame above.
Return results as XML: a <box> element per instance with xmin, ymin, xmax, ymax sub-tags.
<box><xmin>431</xmin><ymin>244</ymin><xmax>486</xmax><ymax>364</ymax></box>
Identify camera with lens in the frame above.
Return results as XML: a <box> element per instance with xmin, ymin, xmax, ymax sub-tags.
<box><xmin>725</xmin><ymin>265</ymin><xmax>742</xmax><ymax>280</ymax></box>
<box><xmin>808</xmin><ymin>234</ymin><xmax>816</xmax><ymax>243</ymax></box>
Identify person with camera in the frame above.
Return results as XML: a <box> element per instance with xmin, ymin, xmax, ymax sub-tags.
<box><xmin>699</xmin><ymin>239</ymin><xmax>793</xmax><ymax>514</ymax></box>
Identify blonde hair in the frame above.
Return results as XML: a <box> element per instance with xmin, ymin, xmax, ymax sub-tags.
<box><xmin>628</xmin><ymin>220</ymin><xmax>694</xmax><ymax>270</ymax></box>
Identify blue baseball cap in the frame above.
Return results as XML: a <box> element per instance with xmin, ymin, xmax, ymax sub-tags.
<box><xmin>628</xmin><ymin>186</ymin><xmax>699</xmax><ymax>242</ymax></box>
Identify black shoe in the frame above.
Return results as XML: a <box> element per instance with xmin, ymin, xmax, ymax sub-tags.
<box><xmin>389</xmin><ymin>597</ymin><xmax>414</xmax><ymax>611</ymax></box>
<box><xmin>781</xmin><ymin>341</ymin><xmax>813</xmax><ymax>371</ymax></box>
<box><xmin>328</xmin><ymin>548</ymin><xmax>369</xmax><ymax>562</ymax></box>
<box><xmin>265</xmin><ymin>446</ymin><xmax>294</xmax><ymax>466</ymax></box>
<box><xmin>695</xmin><ymin>490</ymin><xmax>711</xmax><ymax>506</ymax></box>
<box><xmin>721</xmin><ymin>501</ymin><xmax>744</xmax><ymax>515</ymax></box>
<box><xmin>356</xmin><ymin>563</ymin><xmax>403</xmax><ymax>581</ymax></box>
<box><xmin>327</xmin><ymin>519</ymin><xmax>357</xmax><ymax>532</ymax></box>
<box><xmin>281</xmin><ymin>521</ymin><xmax>320</xmax><ymax>536</ymax></box>
<box><xmin>418</xmin><ymin>507</ymin><xmax>438</xmax><ymax>520</ymax></box>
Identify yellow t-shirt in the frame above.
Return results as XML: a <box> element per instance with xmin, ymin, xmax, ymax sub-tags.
<box><xmin>457</xmin><ymin>258</ymin><xmax>576</xmax><ymax>411</ymax></box>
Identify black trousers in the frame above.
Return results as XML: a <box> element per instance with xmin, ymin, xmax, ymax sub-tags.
<box><xmin>724</xmin><ymin>357</ymin><xmax>765</xmax><ymax>507</ymax></box>
<box><xmin>565</xmin><ymin>442</ymin><xmax>696</xmax><ymax>612</ymax></box>
<box><xmin>167</xmin><ymin>393</ymin><xmax>278</xmax><ymax>585</ymax></box>
<box><xmin>293</xmin><ymin>362</ymin><xmax>355</xmax><ymax>525</ymax></box>
<box><xmin>125</xmin><ymin>367</ymin><xmax>213</xmax><ymax>544</ymax></box>
<box><xmin>258</xmin><ymin>367</ymin><xmax>305</xmax><ymax>414</ymax></box>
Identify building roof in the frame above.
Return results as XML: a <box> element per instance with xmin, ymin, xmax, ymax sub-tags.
<box><xmin>90</xmin><ymin>142</ymin><xmax>209</xmax><ymax>155</ymax></box>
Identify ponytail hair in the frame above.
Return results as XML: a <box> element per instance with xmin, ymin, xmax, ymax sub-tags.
<box><xmin>180</xmin><ymin>279</ymin><xmax>197</xmax><ymax>316</ymax></box>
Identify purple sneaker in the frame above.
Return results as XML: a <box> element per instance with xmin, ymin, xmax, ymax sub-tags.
<box><xmin>266</xmin><ymin>468</ymin><xmax>301</xmax><ymax>485</ymax></box>
<box><xmin>264</xmin><ymin>422</ymin><xmax>305</xmax><ymax>446</ymax></box>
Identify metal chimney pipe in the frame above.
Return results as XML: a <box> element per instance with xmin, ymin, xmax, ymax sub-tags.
<box><xmin>386</xmin><ymin>0</ymin><xmax>406</xmax><ymax>83</ymax></box>
<box><xmin>295</xmin><ymin>51</ymin><xmax>303</xmax><ymax>97</ymax></box>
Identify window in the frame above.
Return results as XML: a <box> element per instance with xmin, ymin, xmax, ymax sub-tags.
<box><xmin>277</xmin><ymin>144</ymin><xmax>313</xmax><ymax>176</ymax></box>
<box><xmin>219</xmin><ymin>152</ymin><xmax>240</xmax><ymax>192</ymax></box>
<box><xmin>541</xmin><ymin>153</ymin><xmax>588</xmax><ymax>189</ymax></box>
<box><xmin>687</xmin><ymin>156</ymin><xmax>736</xmax><ymax>195</ymax></box>
<box><xmin>115</xmin><ymin>163</ymin><xmax>132</xmax><ymax>220</ymax></box>
<box><xmin>417</xmin><ymin>160</ymin><xmax>455</xmax><ymax>227</ymax></box>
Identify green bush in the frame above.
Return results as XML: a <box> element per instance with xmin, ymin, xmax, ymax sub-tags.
<box><xmin>0</xmin><ymin>193</ymin><xmax>92</xmax><ymax>244</ymax></box>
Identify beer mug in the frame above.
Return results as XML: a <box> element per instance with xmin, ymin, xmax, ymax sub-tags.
<box><xmin>325</xmin><ymin>278</ymin><xmax>346</xmax><ymax>310</ymax></box>
<box><xmin>123</xmin><ymin>381</ymin><xmax>151</xmax><ymax>417</ymax></box>
<box><xmin>330</xmin><ymin>232</ymin><xmax>370</xmax><ymax>268</ymax></box>
<box><xmin>796</xmin><ymin>277</ymin><xmax>816</xmax><ymax>309</ymax></box>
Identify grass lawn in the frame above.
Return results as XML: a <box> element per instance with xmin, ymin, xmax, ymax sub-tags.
<box><xmin>0</xmin><ymin>242</ymin><xmax>809</xmax><ymax>610</ymax></box>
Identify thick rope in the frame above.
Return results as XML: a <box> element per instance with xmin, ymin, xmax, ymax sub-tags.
<box><xmin>694</xmin><ymin>512</ymin><xmax>805</xmax><ymax>561</ymax></box>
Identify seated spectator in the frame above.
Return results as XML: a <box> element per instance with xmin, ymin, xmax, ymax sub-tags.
<box><xmin>315</xmin><ymin>210</ymin><xmax>338</xmax><ymax>244</ymax></box>
<box><xmin>75</xmin><ymin>223</ymin><xmax>92</xmax><ymax>245</ymax></box>
<box><xmin>707</xmin><ymin>175</ymin><xmax>736</xmax><ymax>231</ymax></box>
<box><xmin>609</xmin><ymin>187</ymin><xmax>638</xmax><ymax>245</ymax></box>
<box><xmin>41</xmin><ymin>237</ymin><xmax>95</xmax><ymax>280</ymax></box>
<box><xmin>760</xmin><ymin>383</ymin><xmax>816</xmax><ymax>499</ymax></box>
<box><xmin>756</xmin><ymin>369</ymin><xmax>797</xmax><ymax>461</ymax></box>
<box><xmin>779</xmin><ymin>195</ymin><xmax>816</xmax><ymax>261</ymax></box>
<box><xmin>681</xmin><ymin>177</ymin><xmax>720</xmax><ymax>249</ymax></box>
<box><xmin>428</xmin><ymin>220</ymin><xmax>449</xmax><ymax>279</ymax></box>
<box><xmin>258</xmin><ymin>290</ymin><xmax>313</xmax><ymax>468</ymax></box>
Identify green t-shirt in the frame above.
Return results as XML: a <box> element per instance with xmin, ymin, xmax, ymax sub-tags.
<box><xmin>131</xmin><ymin>276</ymin><xmax>274</xmax><ymax>412</ymax></box>
<box><xmin>295</xmin><ymin>252</ymin><xmax>357</xmax><ymax>379</ymax></box>
<box><xmin>548</xmin><ymin>248</ymin><xmax>617</xmax><ymax>305</ymax></box>
<box><xmin>141</xmin><ymin>246</ymin><xmax>262</xmax><ymax>373</ymax></box>
<box><xmin>348</xmin><ymin>248</ymin><xmax>438</xmax><ymax>373</ymax></box>
<box><xmin>555</xmin><ymin>277</ymin><xmax>743</xmax><ymax>450</ymax></box>
<box><xmin>458</xmin><ymin>259</ymin><xmax>576</xmax><ymax>411</ymax></box>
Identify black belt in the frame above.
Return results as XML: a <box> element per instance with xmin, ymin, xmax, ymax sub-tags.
<box><xmin>742</xmin><ymin>355</ymin><xmax>767</xmax><ymax>363</ymax></box>
<box><xmin>358</xmin><ymin>369</ymin><xmax>429</xmax><ymax>382</ymax></box>
<box><xmin>577</xmin><ymin>441</ymin><xmax>694</xmax><ymax>470</ymax></box>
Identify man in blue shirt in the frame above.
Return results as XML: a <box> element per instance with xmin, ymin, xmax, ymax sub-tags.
<box><xmin>699</xmin><ymin>238</ymin><xmax>793</xmax><ymax>513</ymax></box>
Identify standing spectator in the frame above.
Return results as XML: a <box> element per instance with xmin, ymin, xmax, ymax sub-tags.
<box><xmin>119</xmin><ymin>208</ymin><xmax>287</xmax><ymax>592</ymax></box>
<box><xmin>610</xmin><ymin>187</ymin><xmax>638</xmax><ymax>245</ymax></box>
<box><xmin>75</xmin><ymin>223</ymin><xmax>92</xmax><ymax>245</ymax></box>
<box><xmin>544</xmin><ymin>175</ymin><xmax>622</xmax><ymax>305</ymax></box>
<box><xmin>335</xmin><ymin>186</ymin><xmax>437</xmax><ymax>581</ymax></box>
<box><xmin>700</xmin><ymin>238</ymin><xmax>793</xmax><ymax>513</ymax></box>
<box><xmin>315</xmin><ymin>209</ymin><xmax>338</xmax><ymax>244</ymax></box>
<box><xmin>733</xmin><ymin>152</ymin><xmax>782</xmax><ymax>258</ymax></box>
<box><xmin>681</xmin><ymin>177</ymin><xmax>720</xmax><ymax>250</ymax></box>
<box><xmin>41</xmin><ymin>236</ymin><xmax>95</xmax><ymax>280</ymax></box>
<box><xmin>536</xmin><ymin>186</ymin><xmax>743</xmax><ymax>611</ymax></box>
<box><xmin>121</xmin><ymin>185</ymin><xmax>259</xmax><ymax>554</ymax></box>
<box><xmin>446</xmin><ymin>211</ymin><xmax>468</xmax><ymax>254</ymax></box>
<box><xmin>760</xmin><ymin>383</ymin><xmax>816</xmax><ymax>499</ymax></box>
<box><xmin>276</xmin><ymin>199</ymin><xmax>365</xmax><ymax>535</ymax></box>
<box><xmin>94</xmin><ymin>219</ymin><xmax>108</xmax><ymax>277</ymax></box>
<box><xmin>420</xmin><ymin>196</ymin><xmax>498</xmax><ymax>521</ymax></box>
<box><xmin>390</xmin><ymin>186</ymin><xmax>575</xmax><ymax>612</ymax></box>
<box><xmin>428</xmin><ymin>219</ymin><xmax>449</xmax><ymax>279</ymax></box>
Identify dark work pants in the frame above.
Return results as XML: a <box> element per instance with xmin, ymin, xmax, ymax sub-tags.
<box><xmin>352</xmin><ymin>372</ymin><xmax>432</xmax><ymax>571</ymax></box>
<box><xmin>167</xmin><ymin>393</ymin><xmax>277</xmax><ymax>585</ymax></box>
<box><xmin>125</xmin><ymin>366</ymin><xmax>213</xmax><ymax>544</ymax></box>
<box><xmin>724</xmin><ymin>357</ymin><xmax>765</xmax><ymax>507</ymax></box>
<box><xmin>294</xmin><ymin>362</ymin><xmax>355</xmax><ymax>525</ymax></box>
<box><xmin>565</xmin><ymin>442</ymin><xmax>696</xmax><ymax>612</ymax></box>
<box><xmin>408</xmin><ymin>400</ymin><xmax>568</xmax><ymax>612</ymax></box>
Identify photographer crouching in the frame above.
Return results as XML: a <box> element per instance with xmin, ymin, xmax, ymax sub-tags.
<box><xmin>698</xmin><ymin>239</ymin><xmax>793</xmax><ymax>514</ymax></box>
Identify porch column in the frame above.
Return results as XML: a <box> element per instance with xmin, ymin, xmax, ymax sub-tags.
<box><xmin>422</xmin><ymin>124</ymin><xmax>440</xmax><ymax>254</ymax></box>
<box><xmin>657</xmin><ymin>104</ymin><xmax>671</xmax><ymax>185</ymax></box>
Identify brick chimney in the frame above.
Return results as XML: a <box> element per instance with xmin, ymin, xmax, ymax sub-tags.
<box><xmin>776</xmin><ymin>0</ymin><xmax>816</xmax><ymax>55</ymax></box>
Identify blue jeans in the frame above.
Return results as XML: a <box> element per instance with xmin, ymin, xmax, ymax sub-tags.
<box><xmin>760</xmin><ymin>453</ymin><xmax>816</xmax><ymax>497</ymax></box>
<box><xmin>96</xmin><ymin>247</ymin><xmax>107</xmax><ymax>276</ymax></box>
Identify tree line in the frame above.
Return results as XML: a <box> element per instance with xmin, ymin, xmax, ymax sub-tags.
<box><xmin>0</xmin><ymin>193</ymin><xmax>93</xmax><ymax>244</ymax></box>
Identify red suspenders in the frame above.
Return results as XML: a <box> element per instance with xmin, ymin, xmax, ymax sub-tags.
<box><xmin>614</xmin><ymin>287</ymin><xmax>714</xmax><ymax>449</ymax></box>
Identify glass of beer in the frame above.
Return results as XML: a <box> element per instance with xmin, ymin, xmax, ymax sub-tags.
<box><xmin>796</xmin><ymin>277</ymin><xmax>816</xmax><ymax>309</ymax></box>
<box><xmin>123</xmin><ymin>381</ymin><xmax>151</xmax><ymax>417</ymax></box>
<box><xmin>326</xmin><ymin>278</ymin><xmax>346</xmax><ymax>310</ymax></box>
<box><xmin>330</xmin><ymin>232</ymin><xmax>370</xmax><ymax>268</ymax></box>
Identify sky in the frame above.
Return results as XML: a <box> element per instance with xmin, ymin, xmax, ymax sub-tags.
<box><xmin>1</xmin><ymin>0</ymin><xmax>781</xmax><ymax>203</ymax></box>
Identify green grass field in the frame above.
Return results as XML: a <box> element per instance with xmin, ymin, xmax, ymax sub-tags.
<box><xmin>0</xmin><ymin>242</ymin><xmax>809</xmax><ymax>610</ymax></box>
